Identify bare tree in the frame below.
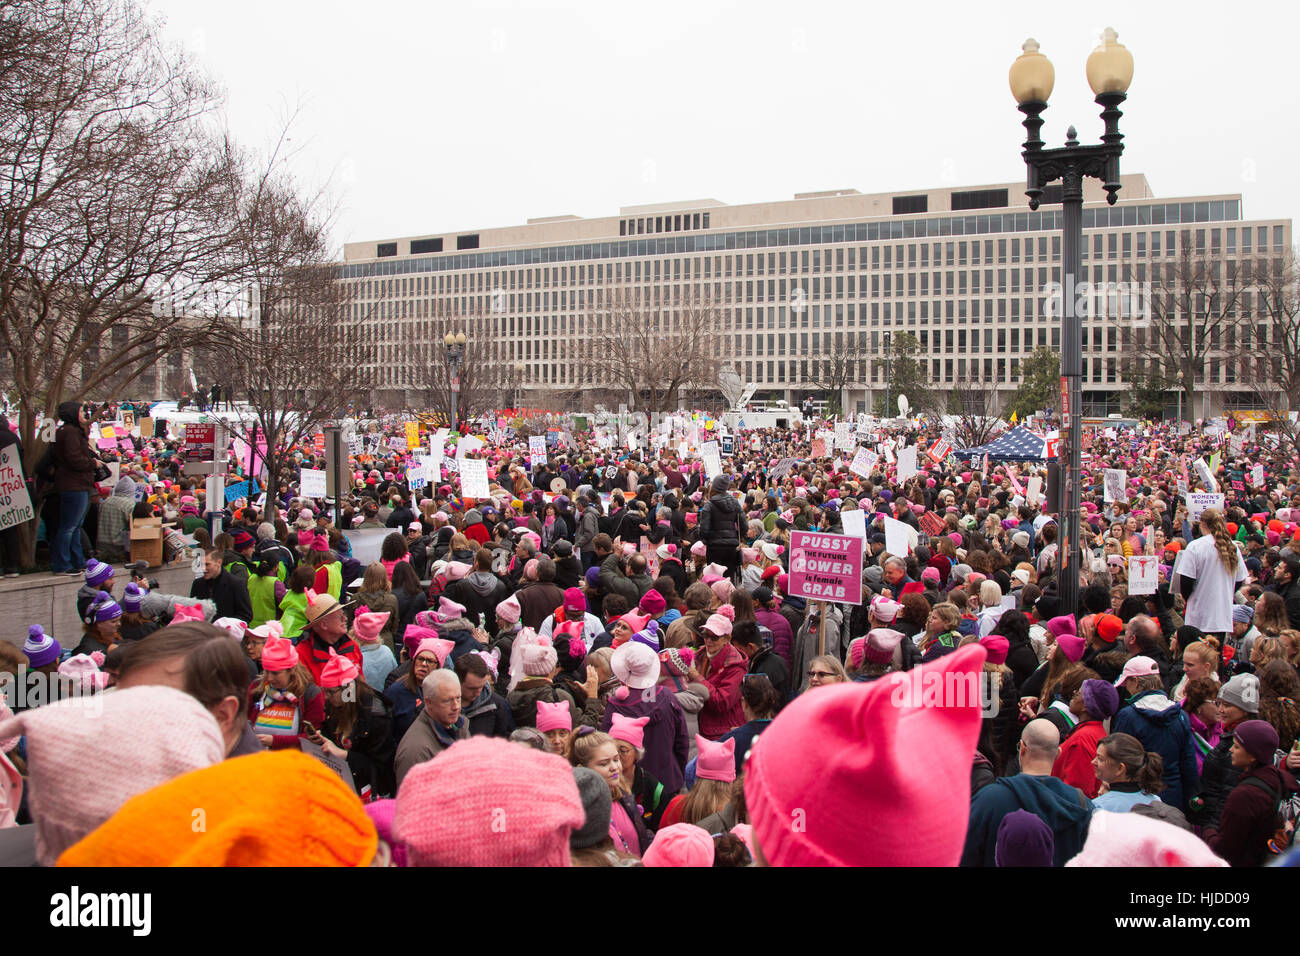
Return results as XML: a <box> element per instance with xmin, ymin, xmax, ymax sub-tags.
<box><xmin>578</xmin><ymin>283</ymin><xmax>725</xmax><ymax>414</ymax></box>
<box><xmin>412</xmin><ymin>310</ymin><xmax>524</xmax><ymax>425</ymax></box>
<box><xmin>945</xmin><ymin>377</ymin><xmax>1004</xmax><ymax>448</ymax></box>
<box><xmin>805</xmin><ymin>331</ymin><xmax>869</xmax><ymax>416</ymax></box>
<box><xmin>1129</xmin><ymin>240</ymin><xmax>1255</xmax><ymax>420</ymax></box>
<box><xmin>217</xmin><ymin>130</ymin><xmax>376</xmax><ymax>523</ymax></box>
<box><xmin>0</xmin><ymin>0</ymin><xmax>241</xmax><ymax>562</ymax></box>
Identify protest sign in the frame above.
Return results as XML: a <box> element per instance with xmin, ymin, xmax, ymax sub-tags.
<box><xmin>459</xmin><ymin>458</ymin><xmax>490</xmax><ymax>498</ymax></box>
<box><xmin>896</xmin><ymin>445</ymin><xmax>918</xmax><ymax>483</ymax></box>
<box><xmin>0</xmin><ymin>445</ymin><xmax>34</xmax><ymax>531</ymax></box>
<box><xmin>1251</xmin><ymin>463</ymin><xmax>1265</xmax><ymax>487</ymax></box>
<box><xmin>1103</xmin><ymin>469</ymin><xmax>1127</xmax><ymax>503</ymax></box>
<box><xmin>840</xmin><ymin>508</ymin><xmax>867</xmax><ymax>538</ymax></box>
<box><xmin>810</xmin><ymin>438</ymin><xmax>827</xmax><ymax>459</ymax></box>
<box><xmin>1128</xmin><ymin>555</ymin><xmax>1158</xmax><ymax>595</ymax></box>
<box><xmin>299</xmin><ymin>468</ymin><xmax>327</xmax><ymax>498</ymax></box>
<box><xmin>787</xmin><ymin>531</ymin><xmax>864</xmax><ymax>605</ymax></box>
<box><xmin>405</xmin><ymin>421</ymin><xmax>420</xmax><ymax>451</ymax></box>
<box><xmin>883</xmin><ymin>515</ymin><xmax>917</xmax><ymax>557</ymax></box>
<box><xmin>1185</xmin><ymin>492</ymin><xmax>1224</xmax><ymax>522</ymax></box>
<box><xmin>849</xmin><ymin>446</ymin><xmax>878</xmax><ymax>479</ymax></box>
<box><xmin>529</xmin><ymin>436</ymin><xmax>546</xmax><ymax>467</ymax></box>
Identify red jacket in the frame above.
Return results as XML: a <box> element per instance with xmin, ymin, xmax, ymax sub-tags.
<box><xmin>296</xmin><ymin>633</ymin><xmax>364</xmax><ymax>687</ymax></box>
<box><xmin>698</xmin><ymin>643</ymin><xmax>747</xmax><ymax>740</ymax></box>
<box><xmin>1052</xmin><ymin>719</ymin><xmax>1107</xmax><ymax>798</ymax></box>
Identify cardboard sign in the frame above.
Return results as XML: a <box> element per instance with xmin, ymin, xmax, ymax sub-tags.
<box><xmin>840</xmin><ymin>508</ymin><xmax>867</xmax><ymax>538</ymax></box>
<box><xmin>787</xmin><ymin>530</ymin><xmax>864</xmax><ymax>605</ymax></box>
<box><xmin>0</xmin><ymin>445</ymin><xmax>34</xmax><ymax>530</ymax></box>
<box><xmin>883</xmin><ymin>515</ymin><xmax>917</xmax><ymax>557</ymax></box>
<box><xmin>1128</xmin><ymin>555</ymin><xmax>1159</xmax><ymax>595</ymax></box>
<box><xmin>1185</xmin><ymin>492</ymin><xmax>1225</xmax><ymax>523</ymax></box>
<box><xmin>896</xmin><ymin>446</ymin><xmax>918</xmax><ymax>483</ymax></box>
<box><xmin>1103</xmin><ymin>469</ymin><xmax>1128</xmax><ymax>504</ymax></box>
<box><xmin>849</xmin><ymin>446</ymin><xmax>878</xmax><ymax>479</ymax></box>
<box><xmin>459</xmin><ymin>458</ymin><xmax>490</xmax><ymax>498</ymax></box>
<box><xmin>299</xmin><ymin>467</ymin><xmax>327</xmax><ymax>498</ymax></box>
<box><xmin>405</xmin><ymin>421</ymin><xmax>420</xmax><ymax>450</ymax></box>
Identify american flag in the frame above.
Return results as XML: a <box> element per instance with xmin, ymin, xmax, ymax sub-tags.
<box><xmin>971</xmin><ymin>426</ymin><xmax>1047</xmax><ymax>461</ymax></box>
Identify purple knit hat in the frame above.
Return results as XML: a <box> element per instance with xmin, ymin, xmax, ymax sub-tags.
<box><xmin>23</xmin><ymin>625</ymin><xmax>61</xmax><ymax>668</ymax></box>
<box><xmin>85</xmin><ymin>591</ymin><xmax>122</xmax><ymax>625</ymax></box>
<box><xmin>84</xmin><ymin>558</ymin><xmax>113</xmax><ymax>588</ymax></box>
<box><xmin>122</xmin><ymin>582</ymin><xmax>144</xmax><ymax>614</ymax></box>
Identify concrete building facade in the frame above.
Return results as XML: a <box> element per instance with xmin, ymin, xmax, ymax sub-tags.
<box><xmin>338</xmin><ymin>175</ymin><xmax>1290</xmax><ymax>418</ymax></box>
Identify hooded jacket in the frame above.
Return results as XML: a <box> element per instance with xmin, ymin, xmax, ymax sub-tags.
<box><xmin>1111</xmin><ymin>689</ymin><xmax>1199</xmax><ymax>812</ymax></box>
<box><xmin>444</xmin><ymin>571</ymin><xmax>509</xmax><ymax>628</ymax></box>
<box><xmin>436</xmin><ymin>617</ymin><xmax>483</xmax><ymax>664</ymax></box>
<box><xmin>961</xmin><ymin>773</ymin><xmax>1093</xmax><ymax>867</ymax></box>
<box><xmin>463</xmin><ymin>682</ymin><xmax>516</xmax><ymax>739</ymax></box>
<box><xmin>600</xmin><ymin>685</ymin><xmax>689</xmax><ymax>795</ymax></box>
<box><xmin>699</xmin><ymin>492</ymin><xmax>743</xmax><ymax>548</ymax></box>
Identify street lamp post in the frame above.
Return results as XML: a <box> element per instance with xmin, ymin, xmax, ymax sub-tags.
<box><xmin>1176</xmin><ymin>369</ymin><xmax>1183</xmax><ymax>427</ymax></box>
<box><xmin>883</xmin><ymin>330</ymin><xmax>892</xmax><ymax>418</ymax></box>
<box><xmin>444</xmin><ymin>331</ymin><xmax>467</xmax><ymax>432</ymax></box>
<box><xmin>1010</xmin><ymin>28</ymin><xmax>1133</xmax><ymax>615</ymax></box>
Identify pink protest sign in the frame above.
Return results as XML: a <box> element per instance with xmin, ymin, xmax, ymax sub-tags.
<box><xmin>787</xmin><ymin>530</ymin><xmax>864</xmax><ymax>605</ymax></box>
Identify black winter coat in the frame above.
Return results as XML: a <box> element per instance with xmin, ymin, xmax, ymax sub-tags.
<box><xmin>699</xmin><ymin>493</ymin><xmax>742</xmax><ymax>547</ymax></box>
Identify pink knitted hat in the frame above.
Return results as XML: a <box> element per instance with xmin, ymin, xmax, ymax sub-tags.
<box><xmin>522</xmin><ymin>643</ymin><xmax>558</xmax><ymax>676</ymax></box>
<box><xmin>319</xmin><ymin>647</ymin><xmax>360</xmax><ymax>689</ymax></box>
<box><xmin>496</xmin><ymin>594</ymin><xmax>522</xmax><ymax>625</ymax></box>
<box><xmin>695</xmin><ymin>735</ymin><xmax>736</xmax><ymax>782</ymax></box>
<box><xmin>1056</xmin><ymin>633</ymin><xmax>1086</xmax><ymax>662</ymax></box>
<box><xmin>443</xmin><ymin>562</ymin><xmax>472</xmax><ymax>582</ymax></box>
<box><xmin>171</xmin><ymin>602</ymin><xmax>205</xmax><ymax>623</ymax></box>
<box><xmin>1046</xmin><ymin>615</ymin><xmax>1077</xmax><ymax>640</ymax></box>
<box><xmin>979</xmin><ymin>635</ymin><xmax>1009</xmax><ymax>666</ymax></box>
<box><xmin>364</xmin><ymin>798</ymin><xmax>407</xmax><ymax>867</ymax></box>
<box><xmin>260</xmin><ymin>634</ymin><xmax>298</xmax><ymax>672</ymax></box>
<box><xmin>690</xmin><ymin>541</ymin><xmax>707</xmax><ymax>558</ymax></box>
<box><xmin>1065</xmin><ymin>810</ymin><xmax>1228</xmax><ymax>867</ymax></box>
<box><xmin>609</xmin><ymin>713</ymin><xmax>650</xmax><ymax>751</ymax></box>
<box><xmin>870</xmin><ymin>596</ymin><xmax>902</xmax><ymax>623</ymax></box>
<box><xmin>642</xmin><ymin>823</ymin><xmax>715</xmax><ymax>867</ymax></box>
<box><xmin>710</xmin><ymin>579</ymin><xmax>734</xmax><ymax>603</ymax></box>
<box><xmin>393</xmin><ymin>737</ymin><xmax>583</xmax><ymax>866</ymax></box>
<box><xmin>864</xmin><ymin>628</ymin><xmax>905</xmax><ymax>667</ymax></box>
<box><xmin>415</xmin><ymin>637</ymin><xmax>455</xmax><ymax>667</ymax></box>
<box><xmin>536</xmin><ymin>700</ymin><xmax>572</xmax><ymax>733</ymax></box>
<box><xmin>0</xmin><ymin>685</ymin><xmax>225</xmax><ymax>866</ymax></box>
<box><xmin>353</xmin><ymin>609</ymin><xmax>391</xmax><ymax>644</ymax></box>
<box><xmin>744</xmin><ymin>644</ymin><xmax>987</xmax><ymax>866</ymax></box>
<box><xmin>438</xmin><ymin>596</ymin><xmax>467</xmax><ymax>620</ymax></box>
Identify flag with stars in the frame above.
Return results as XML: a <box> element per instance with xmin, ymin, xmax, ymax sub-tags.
<box><xmin>955</xmin><ymin>426</ymin><xmax>1047</xmax><ymax>462</ymax></box>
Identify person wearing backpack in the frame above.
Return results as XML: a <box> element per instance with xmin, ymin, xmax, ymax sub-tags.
<box><xmin>49</xmin><ymin>401</ymin><xmax>98</xmax><ymax>575</ymax></box>
<box><xmin>1203</xmin><ymin>720</ymin><xmax>1299</xmax><ymax>866</ymax></box>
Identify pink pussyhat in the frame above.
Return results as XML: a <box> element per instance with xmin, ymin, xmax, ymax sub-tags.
<box><xmin>744</xmin><ymin>643</ymin><xmax>987</xmax><ymax>867</ymax></box>
<box><xmin>171</xmin><ymin>603</ymin><xmax>205</xmax><ymax>623</ymax></box>
<box><xmin>437</xmin><ymin>596</ymin><xmax>466</xmax><ymax>621</ymax></box>
<box><xmin>641</xmin><ymin>822</ymin><xmax>715</xmax><ymax>867</ymax></box>
<box><xmin>536</xmin><ymin>700</ymin><xmax>572</xmax><ymax>733</ymax></box>
<box><xmin>690</xmin><ymin>541</ymin><xmax>707</xmax><ymax>558</ymax></box>
<box><xmin>353</xmin><ymin>609</ymin><xmax>391</xmax><ymax>644</ymax></box>
<box><xmin>319</xmin><ymin>647</ymin><xmax>360</xmax><ymax>689</ymax></box>
<box><xmin>609</xmin><ymin>713</ymin><xmax>650</xmax><ymax>751</ymax></box>
<box><xmin>415</xmin><ymin>636</ymin><xmax>455</xmax><ymax>667</ymax></box>
<box><xmin>1065</xmin><ymin>810</ymin><xmax>1228</xmax><ymax>867</ymax></box>
<box><xmin>695</xmin><ymin>735</ymin><xmax>737</xmax><ymax>782</ymax></box>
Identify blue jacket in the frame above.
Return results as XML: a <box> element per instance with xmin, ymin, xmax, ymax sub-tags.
<box><xmin>1111</xmin><ymin>690</ymin><xmax>1199</xmax><ymax>812</ymax></box>
<box><xmin>962</xmin><ymin>774</ymin><xmax>1092</xmax><ymax>866</ymax></box>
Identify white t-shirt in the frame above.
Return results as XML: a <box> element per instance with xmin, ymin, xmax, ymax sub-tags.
<box><xmin>1177</xmin><ymin>534</ymin><xmax>1247</xmax><ymax>635</ymax></box>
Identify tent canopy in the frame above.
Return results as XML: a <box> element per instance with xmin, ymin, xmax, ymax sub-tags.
<box><xmin>956</xmin><ymin>425</ymin><xmax>1048</xmax><ymax>462</ymax></box>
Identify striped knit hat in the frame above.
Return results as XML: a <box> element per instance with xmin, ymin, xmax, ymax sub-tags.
<box><xmin>23</xmin><ymin>625</ymin><xmax>61</xmax><ymax>669</ymax></box>
<box><xmin>84</xmin><ymin>558</ymin><xmax>113</xmax><ymax>588</ymax></box>
<box><xmin>122</xmin><ymin>583</ymin><xmax>144</xmax><ymax>614</ymax></box>
<box><xmin>84</xmin><ymin>591</ymin><xmax>121</xmax><ymax>625</ymax></box>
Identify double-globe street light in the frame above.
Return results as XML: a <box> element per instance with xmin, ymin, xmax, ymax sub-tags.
<box><xmin>1009</xmin><ymin>27</ymin><xmax>1133</xmax><ymax>614</ymax></box>
<box><xmin>444</xmin><ymin>331</ymin><xmax>467</xmax><ymax>432</ymax></box>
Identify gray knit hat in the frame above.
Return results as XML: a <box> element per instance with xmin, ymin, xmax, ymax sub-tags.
<box><xmin>571</xmin><ymin>767</ymin><xmax>612</xmax><ymax>849</ymax></box>
<box><xmin>1218</xmin><ymin>673</ymin><xmax>1260</xmax><ymax>714</ymax></box>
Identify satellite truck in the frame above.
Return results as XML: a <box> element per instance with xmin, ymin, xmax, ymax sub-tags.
<box><xmin>715</xmin><ymin>368</ymin><xmax>803</xmax><ymax>431</ymax></box>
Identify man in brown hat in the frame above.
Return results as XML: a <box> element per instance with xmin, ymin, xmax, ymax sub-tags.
<box><xmin>296</xmin><ymin>589</ymin><xmax>362</xmax><ymax>686</ymax></box>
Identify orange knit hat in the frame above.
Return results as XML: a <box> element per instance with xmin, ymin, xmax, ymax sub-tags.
<box><xmin>57</xmin><ymin>751</ymin><xmax>377</xmax><ymax>867</ymax></box>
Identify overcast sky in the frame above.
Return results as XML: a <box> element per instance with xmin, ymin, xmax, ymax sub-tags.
<box><xmin>146</xmin><ymin>0</ymin><xmax>1300</xmax><ymax>251</ymax></box>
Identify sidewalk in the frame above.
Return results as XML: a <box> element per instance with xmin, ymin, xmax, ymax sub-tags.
<box><xmin>0</xmin><ymin>562</ymin><xmax>198</xmax><ymax>649</ymax></box>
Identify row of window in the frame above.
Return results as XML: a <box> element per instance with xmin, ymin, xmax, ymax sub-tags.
<box><xmin>343</xmin><ymin>201</ymin><xmax>1246</xmax><ymax>278</ymax></box>
<box><xmin>619</xmin><ymin>212</ymin><xmax>711</xmax><ymax>236</ymax></box>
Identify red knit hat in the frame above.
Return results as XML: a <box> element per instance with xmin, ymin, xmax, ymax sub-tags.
<box><xmin>745</xmin><ymin>644</ymin><xmax>987</xmax><ymax>866</ymax></box>
<box><xmin>1096</xmin><ymin>614</ymin><xmax>1124</xmax><ymax>644</ymax></box>
<box><xmin>393</xmin><ymin>737</ymin><xmax>583</xmax><ymax>866</ymax></box>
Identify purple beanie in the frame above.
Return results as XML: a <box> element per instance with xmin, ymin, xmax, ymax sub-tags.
<box><xmin>122</xmin><ymin>582</ymin><xmax>144</xmax><ymax>614</ymax></box>
<box><xmin>1233</xmin><ymin>720</ymin><xmax>1280</xmax><ymax>767</ymax></box>
<box><xmin>85</xmin><ymin>590</ymin><xmax>122</xmax><ymax>625</ymax></box>
<box><xmin>1080</xmin><ymin>679</ymin><xmax>1120</xmax><ymax>720</ymax></box>
<box><xmin>584</xmin><ymin>567</ymin><xmax>601</xmax><ymax>589</ymax></box>
<box><xmin>84</xmin><ymin>558</ymin><xmax>113</xmax><ymax>588</ymax></box>
<box><xmin>995</xmin><ymin>809</ymin><xmax>1054</xmax><ymax>867</ymax></box>
<box><xmin>23</xmin><ymin>625</ymin><xmax>62</xmax><ymax>668</ymax></box>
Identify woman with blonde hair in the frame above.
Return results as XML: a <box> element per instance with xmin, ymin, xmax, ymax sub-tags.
<box><xmin>1250</xmin><ymin>636</ymin><xmax>1286</xmax><ymax>671</ymax></box>
<box><xmin>1177</xmin><ymin>508</ymin><xmax>1247</xmax><ymax>637</ymax></box>
<box><xmin>568</xmin><ymin>728</ymin><xmax>653</xmax><ymax>857</ymax></box>
<box><xmin>1171</xmin><ymin>637</ymin><xmax>1220</xmax><ymax>703</ymax></box>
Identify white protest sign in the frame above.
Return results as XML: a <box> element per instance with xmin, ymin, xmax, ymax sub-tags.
<box><xmin>849</xmin><ymin>446</ymin><xmax>878</xmax><ymax>479</ymax></box>
<box><xmin>835</xmin><ymin>422</ymin><xmax>854</xmax><ymax>451</ymax></box>
<box><xmin>458</xmin><ymin>458</ymin><xmax>490</xmax><ymax>498</ymax></box>
<box><xmin>1128</xmin><ymin>555</ymin><xmax>1158</xmax><ymax>595</ymax></box>
<box><xmin>457</xmin><ymin>436</ymin><xmax>484</xmax><ymax>459</ymax></box>
<box><xmin>407</xmin><ymin>461</ymin><xmax>428</xmax><ymax>490</ymax></box>
<box><xmin>1185</xmin><ymin>492</ymin><xmax>1224</xmax><ymax>523</ymax></box>
<box><xmin>1026</xmin><ymin>476</ymin><xmax>1043</xmax><ymax>507</ymax></box>
<box><xmin>1251</xmin><ymin>463</ymin><xmax>1264</xmax><ymax>487</ymax></box>
<box><xmin>701</xmin><ymin>441</ymin><xmax>722</xmax><ymax>479</ymax></box>
<box><xmin>299</xmin><ymin>467</ymin><xmax>327</xmax><ymax>499</ymax></box>
<box><xmin>0</xmin><ymin>445</ymin><xmax>34</xmax><ymax>530</ymax></box>
<box><xmin>529</xmin><ymin>436</ymin><xmax>546</xmax><ymax>467</ymax></box>
<box><xmin>1103</xmin><ymin>469</ymin><xmax>1128</xmax><ymax>503</ymax></box>
<box><xmin>840</xmin><ymin>508</ymin><xmax>867</xmax><ymax>538</ymax></box>
<box><xmin>883</xmin><ymin>515</ymin><xmax>916</xmax><ymax>556</ymax></box>
<box><xmin>1193</xmin><ymin>458</ymin><xmax>1218</xmax><ymax>492</ymax></box>
<box><xmin>896</xmin><ymin>445</ymin><xmax>918</xmax><ymax>483</ymax></box>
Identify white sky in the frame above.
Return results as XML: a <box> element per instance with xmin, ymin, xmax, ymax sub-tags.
<box><xmin>145</xmin><ymin>0</ymin><xmax>1300</xmax><ymax>251</ymax></box>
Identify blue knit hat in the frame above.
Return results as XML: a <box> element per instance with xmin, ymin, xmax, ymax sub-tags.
<box><xmin>84</xmin><ymin>558</ymin><xmax>113</xmax><ymax>588</ymax></box>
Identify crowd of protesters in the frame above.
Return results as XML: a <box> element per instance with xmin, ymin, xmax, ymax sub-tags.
<box><xmin>1</xmin><ymin>399</ymin><xmax>1299</xmax><ymax>868</ymax></box>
